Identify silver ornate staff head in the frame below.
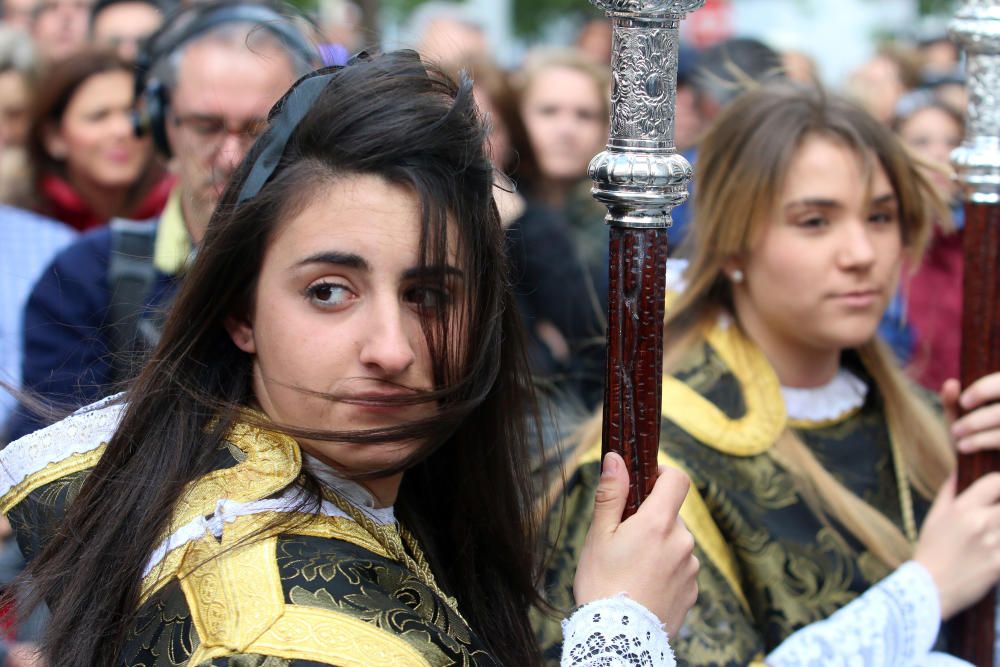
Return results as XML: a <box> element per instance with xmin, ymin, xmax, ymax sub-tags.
<box><xmin>950</xmin><ymin>0</ymin><xmax>1000</xmax><ymax>204</ymax></box>
<box><xmin>588</xmin><ymin>0</ymin><xmax>705</xmax><ymax>228</ymax></box>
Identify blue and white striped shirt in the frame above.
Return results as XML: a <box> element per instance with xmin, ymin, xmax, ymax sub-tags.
<box><xmin>0</xmin><ymin>205</ymin><xmax>76</xmax><ymax>438</ymax></box>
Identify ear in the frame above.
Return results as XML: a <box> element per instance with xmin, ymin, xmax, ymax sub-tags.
<box><xmin>43</xmin><ymin>124</ymin><xmax>67</xmax><ymax>160</ymax></box>
<box><xmin>722</xmin><ymin>256</ymin><xmax>743</xmax><ymax>278</ymax></box>
<box><xmin>225</xmin><ymin>315</ymin><xmax>256</xmax><ymax>354</ymax></box>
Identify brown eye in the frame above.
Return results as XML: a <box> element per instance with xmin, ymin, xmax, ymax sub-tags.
<box><xmin>796</xmin><ymin>215</ymin><xmax>827</xmax><ymax>228</ymax></box>
<box><xmin>305</xmin><ymin>282</ymin><xmax>351</xmax><ymax>308</ymax></box>
<box><xmin>405</xmin><ymin>286</ymin><xmax>451</xmax><ymax>311</ymax></box>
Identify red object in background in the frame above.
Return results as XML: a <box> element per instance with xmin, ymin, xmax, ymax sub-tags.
<box><xmin>684</xmin><ymin>0</ymin><xmax>733</xmax><ymax>49</ymax></box>
<box><xmin>0</xmin><ymin>597</ymin><xmax>16</xmax><ymax>640</ymax></box>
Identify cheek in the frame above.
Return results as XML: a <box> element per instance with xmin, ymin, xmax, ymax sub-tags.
<box><xmin>253</xmin><ymin>296</ymin><xmax>315</xmax><ymax>369</ymax></box>
<box><xmin>752</xmin><ymin>235</ymin><xmax>815</xmax><ymax>286</ymax></box>
<box><xmin>524</xmin><ymin>109</ymin><xmax>554</xmax><ymax>142</ymax></box>
<box><xmin>876</xmin><ymin>231</ymin><xmax>904</xmax><ymax>276</ymax></box>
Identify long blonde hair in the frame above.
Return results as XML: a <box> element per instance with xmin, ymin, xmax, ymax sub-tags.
<box><xmin>667</xmin><ymin>84</ymin><xmax>954</xmax><ymax>567</ymax></box>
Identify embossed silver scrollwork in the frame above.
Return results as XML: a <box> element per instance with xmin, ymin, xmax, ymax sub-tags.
<box><xmin>589</xmin><ymin>0</ymin><xmax>705</xmax><ymax>228</ymax></box>
<box><xmin>950</xmin><ymin>1</ymin><xmax>1000</xmax><ymax>204</ymax></box>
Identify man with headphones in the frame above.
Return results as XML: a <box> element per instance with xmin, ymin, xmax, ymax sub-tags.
<box><xmin>7</xmin><ymin>0</ymin><xmax>320</xmax><ymax>441</ymax></box>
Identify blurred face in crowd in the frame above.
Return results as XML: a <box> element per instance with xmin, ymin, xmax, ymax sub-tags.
<box><xmin>227</xmin><ymin>174</ymin><xmax>462</xmax><ymax>505</ymax></box>
<box><xmin>675</xmin><ymin>81</ymin><xmax>701</xmax><ymax>152</ymax></box>
<box><xmin>165</xmin><ymin>39</ymin><xmax>297</xmax><ymax>242</ymax></box>
<box><xmin>44</xmin><ymin>69</ymin><xmax>150</xmax><ymax>192</ymax></box>
<box><xmin>2</xmin><ymin>0</ymin><xmax>36</xmax><ymax>31</ymax></box>
<box><xmin>416</xmin><ymin>17</ymin><xmax>486</xmax><ymax>68</ymax></box>
<box><xmin>847</xmin><ymin>55</ymin><xmax>906</xmax><ymax>124</ymax></box>
<box><xmin>921</xmin><ymin>39</ymin><xmax>960</xmax><ymax>75</ymax></box>
<box><xmin>91</xmin><ymin>0</ymin><xmax>162</xmax><ymax>62</ymax></box>
<box><xmin>897</xmin><ymin>106</ymin><xmax>963</xmax><ymax>201</ymax></box>
<box><xmin>473</xmin><ymin>85</ymin><xmax>510</xmax><ymax>169</ymax></box>
<box><xmin>575</xmin><ymin>19</ymin><xmax>612</xmax><ymax>66</ymax></box>
<box><xmin>521</xmin><ymin>64</ymin><xmax>606</xmax><ymax>187</ymax></box>
<box><xmin>31</xmin><ymin>0</ymin><xmax>91</xmax><ymax>61</ymax></box>
<box><xmin>0</xmin><ymin>69</ymin><xmax>31</xmax><ymax>148</ymax></box>
<box><xmin>731</xmin><ymin>135</ymin><xmax>902</xmax><ymax>384</ymax></box>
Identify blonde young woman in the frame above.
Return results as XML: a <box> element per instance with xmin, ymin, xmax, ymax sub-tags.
<box><xmin>536</xmin><ymin>84</ymin><xmax>1000</xmax><ymax>666</ymax></box>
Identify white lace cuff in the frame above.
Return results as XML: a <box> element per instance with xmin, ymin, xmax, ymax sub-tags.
<box><xmin>767</xmin><ymin>560</ymin><xmax>946</xmax><ymax>666</ymax></box>
<box><xmin>561</xmin><ymin>594</ymin><xmax>675</xmax><ymax>667</ymax></box>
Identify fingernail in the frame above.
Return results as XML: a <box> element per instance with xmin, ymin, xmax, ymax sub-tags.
<box><xmin>602</xmin><ymin>453</ymin><xmax>619</xmax><ymax>477</ymax></box>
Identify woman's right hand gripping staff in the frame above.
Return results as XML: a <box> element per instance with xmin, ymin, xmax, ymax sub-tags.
<box><xmin>562</xmin><ymin>452</ymin><xmax>700</xmax><ymax>667</ymax></box>
<box><xmin>768</xmin><ymin>376</ymin><xmax>1000</xmax><ymax>667</ymax></box>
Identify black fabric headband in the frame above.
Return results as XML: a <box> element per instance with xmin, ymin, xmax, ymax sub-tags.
<box><xmin>235</xmin><ymin>53</ymin><xmax>372</xmax><ymax>205</ymax></box>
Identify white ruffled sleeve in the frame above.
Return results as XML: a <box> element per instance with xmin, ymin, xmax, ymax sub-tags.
<box><xmin>767</xmin><ymin>560</ymin><xmax>970</xmax><ymax>667</ymax></box>
<box><xmin>561</xmin><ymin>595</ymin><xmax>675</xmax><ymax>667</ymax></box>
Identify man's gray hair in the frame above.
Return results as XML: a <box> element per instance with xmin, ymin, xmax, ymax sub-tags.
<box><xmin>151</xmin><ymin>19</ymin><xmax>316</xmax><ymax>94</ymax></box>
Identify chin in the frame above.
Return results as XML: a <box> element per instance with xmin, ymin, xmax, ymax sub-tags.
<box><xmin>825</xmin><ymin>328</ymin><xmax>880</xmax><ymax>353</ymax></box>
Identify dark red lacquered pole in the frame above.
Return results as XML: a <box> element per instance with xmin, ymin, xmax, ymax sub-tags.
<box><xmin>948</xmin><ymin>3</ymin><xmax>1000</xmax><ymax>662</ymax></box>
<box><xmin>589</xmin><ymin>0</ymin><xmax>704</xmax><ymax>517</ymax></box>
<box><xmin>951</xmin><ymin>202</ymin><xmax>1000</xmax><ymax>664</ymax></box>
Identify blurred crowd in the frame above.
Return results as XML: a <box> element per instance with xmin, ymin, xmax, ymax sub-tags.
<box><xmin>0</xmin><ymin>0</ymin><xmax>976</xmax><ymax>663</ymax></box>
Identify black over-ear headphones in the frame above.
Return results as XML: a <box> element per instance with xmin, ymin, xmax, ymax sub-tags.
<box><xmin>133</xmin><ymin>0</ymin><xmax>319</xmax><ymax>157</ymax></box>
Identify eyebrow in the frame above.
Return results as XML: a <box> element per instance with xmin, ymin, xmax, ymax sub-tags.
<box><xmin>294</xmin><ymin>251</ymin><xmax>464</xmax><ymax>280</ymax></box>
<box><xmin>295</xmin><ymin>251</ymin><xmax>369</xmax><ymax>271</ymax></box>
<box><xmin>784</xmin><ymin>193</ymin><xmax>898</xmax><ymax>211</ymax></box>
<box><xmin>870</xmin><ymin>194</ymin><xmax>899</xmax><ymax>207</ymax></box>
<box><xmin>402</xmin><ymin>265</ymin><xmax>465</xmax><ymax>281</ymax></box>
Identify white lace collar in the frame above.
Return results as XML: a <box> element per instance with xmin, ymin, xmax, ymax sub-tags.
<box><xmin>301</xmin><ymin>452</ymin><xmax>396</xmax><ymax>525</ymax></box>
<box><xmin>780</xmin><ymin>368</ymin><xmax>868</xmax><ymax>423</ymax></box>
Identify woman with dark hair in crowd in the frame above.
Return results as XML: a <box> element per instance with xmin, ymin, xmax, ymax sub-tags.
<box><xmin>19</xmin><ymin>48</ymin><xmax>171</xmax><ymax>231</ymax></box>
<box><xmin>515</xmin><ymin>48</ymin><xmax>609</xmax><ymax>277</ymax></box>
<box><xmin>452</xmin><ymin>56</ymin><xmax>605</xmax><ymax>409</ymax></box>
<box><xmin>0</xmin><ymin>52</ymin><xmax>697</xmax><ymax>666</ymax></box>
<box><xmin>538</xmin><ymin>83</ymin><xmax>1000</xmax><ymax>666</ymax></box>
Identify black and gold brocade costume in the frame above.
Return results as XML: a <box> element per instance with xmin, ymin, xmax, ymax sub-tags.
<box><xmin>535</xmin><ymin>322</ymin><xmax>928</xmax><ymax>667</ymax></box>
<box><xmin>0</xmin><ymin>411</ymin><xmax>499</xmax><ymax>667</ymax></box>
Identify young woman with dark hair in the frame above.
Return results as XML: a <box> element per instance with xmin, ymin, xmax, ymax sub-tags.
<box><xmin>20</xmin><ymin>48</ymin><xmax>171</xmax><ymax>231</ymax></box>
<box><xmin>538</xmin><ymin>84</ymin><xmax>1000</xmax><ymax>666</ymax></box>
<box><xmin>0</xmin><ymin>52</ymin><xmax>697</xmax><ymax>666</ymax></box>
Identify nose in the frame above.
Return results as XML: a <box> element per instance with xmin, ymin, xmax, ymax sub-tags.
<box><xmin>111</xmin><ymin>110</ymin><xmax>133</xmax><ymax>138</ymax></box>
<box><xmin>837</xmin><ymin>218</ymin><xmax>877</xmax><ymax>270</ymax></box>
<box><xmin>358</xmin><ymin>299</ymin><xmax>418</xmax><ymax>377</ymax></box>
<box><xmin>213</xmin><ymin>132</ymin><xmax>249</xmax><ymax>175</ymax></box>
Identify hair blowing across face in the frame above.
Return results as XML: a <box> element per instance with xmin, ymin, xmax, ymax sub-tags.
<box><xmin>19</xmin><ymin>52</ymin><xmax>544</xmax><ymax>666</ymax></box>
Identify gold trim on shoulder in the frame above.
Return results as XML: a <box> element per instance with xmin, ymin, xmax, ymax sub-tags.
<box><xmin>183</xmin><ymin>523</ymin><xmax>284</xmax><ymax>661</ymax></box>
<box><xmin>787</xmin><ymin>405</ymin><xmax>863</xmax><ymax>430</ymax></box>
<box><xmin>661</xmin><ymin>453</ymin><xmax>750</xmax><ymax>613</ymax></box>
<box><xmin>165</xmin><ymin>415</ymin><xmax>301</xmax><ymax>548</ymax></box>
<box><xmin>182</xmin><ymin>514</ymin><xmax>431</xmax><ymax>667</ymax></box>
<box><xmin>140</xmin><ymin>511</ymin><xmax>393</xmax><ymax>604</ymax></box>
<box><xmin>0</xmin><ymin>445</ymin><xmax>106</xmax><ymax>514</ymax></box>
<box><xmin>662</xmin><ymin>323</ymin><xmax>786</xmax><ymax>456</ymax></box>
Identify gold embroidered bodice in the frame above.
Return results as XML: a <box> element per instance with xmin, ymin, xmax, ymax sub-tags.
<box><xmin>534</xmin><ymin>323</ymin><xmax>929</xmax><ymax>667</ymax></box>
<box><xmin>1</xmin><ymin>412</ymin><xmax>498</xmax><ymax>666</ymax></box>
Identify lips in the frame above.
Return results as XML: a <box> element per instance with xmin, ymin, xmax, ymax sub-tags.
<box><xmin>340</xmin><ymin>387</ymin><xmax>422</xmax><ymax>410</ymax></box>
<box><xmin>830</xmin><ymin>289</ymin><xmax>881</xmax><ymax>308</ymax></box>
<box><xmin>104</xmin><ymin>150</ymin><xmax>133</xmax><ymax>163</ymax></box>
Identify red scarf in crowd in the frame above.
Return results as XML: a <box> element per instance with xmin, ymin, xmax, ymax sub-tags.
<box><xmin>37</xmin><ymin>173</ymin><xmax>175</xmax><ymax>232</ymax></box>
